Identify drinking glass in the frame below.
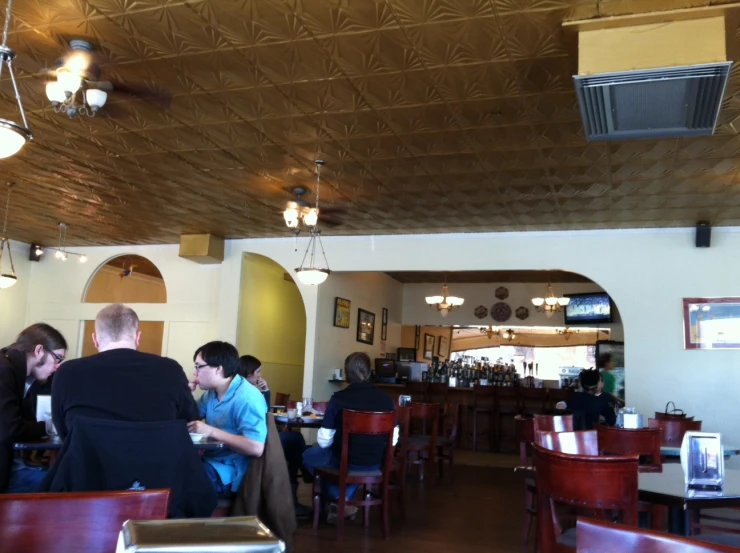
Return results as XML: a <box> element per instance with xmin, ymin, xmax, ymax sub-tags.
<box><xmin>303</xmin><ymin>398</ymin><xmax>313</xmax><ymax>414</ymax></box>
<box><xmin>287</xmin><ymin>408</ymin><xmax>297</xmax><ymax>421</ymax></box>
<box><xmin>45</xmin><ymin>418</ymin><xmax>58</xmax><ymax>438</ymax></box>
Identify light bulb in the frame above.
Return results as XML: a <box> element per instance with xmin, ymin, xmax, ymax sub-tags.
<box><xmin>79</xmin><ymin>254</ymin><xmax>87</xmax><ymax>263</ymax></box>
<box><xmin>61</xmin><ymin>252</ymin><xmax>68</xmax><ymax>261</ymax></box>
<box><xmin>57</xmin><ymin>71</ymin><xmax>81</xmax><ymax>96</ymax></box>
<box><xmin>45</xmin><ymin>81</ymin><xmax>65</xmax><ymax>104</ymax></box>
<box><xmin>283</xmin><ymin>207</ymin><xmax>299</xmax><ymax>229</ymax></box>
<box><xmin>35</xmin><ymin>247</ymin><xmax>43</xmax><ymax>256</ymax></box>
<box><xmin>303</xmin><ymin>208</ymin><xmax>318</xmax><ymax>227</ymax></box>
<box><xmin>294</xmin><ymin>268</ymin><xmax>330</xmax><ymax>285</ymax></box>
<box><xmin>54</xmin><ymin>250</ymin><xmax>63</xmax><ymax>259</ymax></box>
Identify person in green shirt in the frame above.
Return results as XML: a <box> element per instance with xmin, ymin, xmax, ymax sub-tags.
<box><xmin>597</xmin><ymin>353</ymin><xmax>616</xmax><ymax>396</ymax></box>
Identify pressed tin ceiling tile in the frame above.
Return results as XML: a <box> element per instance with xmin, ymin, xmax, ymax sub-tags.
<box><xmin>1</xmin><ymin>0</ymin><xmax>740</xmax><ymax>245</ymax></box>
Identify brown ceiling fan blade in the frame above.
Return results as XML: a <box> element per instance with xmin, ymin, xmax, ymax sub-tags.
<box><xmin>321</xmin><ymin>217</ymin><xmax>343</xmax><ymax>228</ymax></box>
<box><xmin>95</xmin><ymin>102</ymin><xmax>128</xmax><ymax>119</ymax></box>
<box><xmin>109</xmin><ymin>81</ymin><xmax>171</xmax><ymax>109</ymax></box>
<box><xmin>86</xmin><ymin>80</ymin><xmax>114</xmax><ymax>91</ymax></box>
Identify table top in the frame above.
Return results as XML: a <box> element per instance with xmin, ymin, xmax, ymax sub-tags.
<box><xmin>275</xmin><ymin>416</ymin><xmax>323</xmax><ymax>429</ymax></box>
<box><xmin>14</xmin><ymin>436</ymin><xmax>226</xmax><ymax>451</ymax></box>
<box><xmin>660</xmin><ymin>444</ymin><xmax>740</xmax><ymax>457</ymax></box>
<box><xmin>639</xmin><ymin>464</ymin><xmax>740</xmax><ymax>508</ymax></box>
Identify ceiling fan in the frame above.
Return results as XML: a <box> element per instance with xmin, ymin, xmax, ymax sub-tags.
<box><xmin>282</xmin><ymin>167</ymin><xmax>346</xmax><ymax>231</ymax></box>
<box><xmin>37</xmin><ymin>38</ymin><xmax>170</xmax><ymax>118</ymax></box>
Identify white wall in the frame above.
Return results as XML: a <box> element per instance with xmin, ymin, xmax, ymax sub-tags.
<box><xmin>217</xmin><ymin>228</ymin><xmax>740</xmax><ymax>453</ymax></box>
<box><xmin>402</xmin><ymin>281</ymin><xmax>623</xmax><ymax>340</ymax></box>
<box><xmin>312</xmin><ymin>272</ymin><xmax>403</xmax><ymax>402</ymax></box>
<box><xmin>0</xmin><ymin>240</ymin><xmax>31</xmax><ymax>347</ymax></box>
<box><xmin>11</xmin><ymin>227</ymin><xmax>740</xmax><ymax>455</ymax></box>
<box><xmin>24</xmin><ymin>244</ymin><xmax>222</xmax><ymax>375</ymax></box>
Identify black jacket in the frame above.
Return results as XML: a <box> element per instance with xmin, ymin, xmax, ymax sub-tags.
<box><xmin>0</xmin><ymin>348</ymin><xmax>45</xmax><ymax>491</ymax></box>
<box><xmin>567</xmin><ymin>391</ymin><xmax>617</xmax><ymax>430</ymax></box>
<box><xmin>40</xmin><ymin>416</ymin><xmax>217</xmax><ymax>518</ymax></box>
<box><xmin>52</xmin><ymin>348</ymin><xmax>199</xmax><ymax>439</ymax></box>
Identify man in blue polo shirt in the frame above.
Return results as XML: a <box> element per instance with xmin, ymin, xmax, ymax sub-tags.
<box><xmin>188</xmin><ymin>341</ymin><xmax>267</xmax><ymax>497</ymax></box>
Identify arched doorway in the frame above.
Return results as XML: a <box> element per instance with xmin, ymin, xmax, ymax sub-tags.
<box><xmin>237</xmin><ymin>253</ymin><xmax>306</xmax><ymax>402</ymax></box>
<box><xmin>82</xmin><ymin>255</ymin><xmax>167</xmax><ymax>356</ymax></box>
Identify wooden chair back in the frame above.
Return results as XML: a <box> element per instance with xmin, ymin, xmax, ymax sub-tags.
<box><xmin>534</xmin><ymin>414</ymin><xmax>574</xmax><ymax>433</ymax></box>
<box><xmin>441</xmin><ymin>402</ymin><xmax>460</xmax><ymax>442</ymax></box>
<box><xmin>595</xmin><ymin>424</ymin><xmax>662</xmax><ymax>472</ymax></box>
<box><xmin>394</xmin><ymin>405</ymin><xmax>411</xmax><ymax>481</ymax></box>
<box><xmin>427</xmin><ymin>382</ymin><xmax>449</xmax><ymax>404</ymax></box>
<box><xmin>274</xmin><ymin>392</ymin><xmax>290</xmax><ymax>407</ymax></box>
<box><xmin>577</xmin><ymin>517</ymin><xmax>739</xmax><ymax>553</ymax></box>
<box><xmin>548</xmin><ymin>388</ymin><xmax>574</xmax><ymax>411</ymax></box>
<box><xmin>312</xmin><ymin>401</ymin><xmax>329</xmax><ymax>415</ymax></box>
<box><xmin>0</xmin><ymin>490</ymin><xmax>170</xmax><ymax>553</ymax></box>
<box><xmin>648</xmin><ymin>418</ymin><xmax>702</xmax><ymax>445</ymax></box>
<box><xmin>533</xmin><ymin>444</ymin><xmax>639</xmax><ymax>553</ymax></box>
<box><xmin>535</xmin><ymin>430</ymin><xmax>599</xmax><ymax>456</ymax></box>
<box><xmin>286</xmin><ymin>399</ymin><xmax>297</xmax><ymax>409</ymax></box>
<box><xmin>407</xmin><ymin>401</ymin><xmax>440</xmax><ymax>441</ymax></box>
<box><xmin>515</xmin><ymin>415</ymin><xmax>535</xmax><ymax>465</ymax></box>
<box><xmin>340</xmin><ymin>410</ymin><xmax>397</xmax><ymax>482</ymax></box>
<box><xmin>404</xmin><ymin>381</ymin><xmax>429</xmax><ymax>401</ymax></box>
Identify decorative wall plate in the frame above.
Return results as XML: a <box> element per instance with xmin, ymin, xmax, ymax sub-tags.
<box><xmin>491</xmin><ymin>302</ymin><xmax>512</xmax><ymax>322</ymax></box>
<box><xmin>474</xmin><ymin>305</ymin><xmax>488</xmax><ymax>319</ymax></box>
<box><xmin>495</xmin><ymin>286</ymin><xmax>509</xmax><ymax>300</ymax></box>
<box><xmin>515</xmin><ymin>306</ymin><xmax>530</xmax><ymax>320</ymax></box>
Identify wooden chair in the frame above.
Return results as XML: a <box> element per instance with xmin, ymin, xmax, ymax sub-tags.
<box><xmin>577</xmin><ymin>517</ymin><xmax>740</xmax><ymax>553</ymax></box>
<box><xmin>0</xmin><ymin>490</ymin><xmax>170</xmax><ymax>553</ymax></box>
<box><xmin>495</xmin><ymin>386</ymin><xmax>519</xmax><ymax>452</ymax></box>
<box><xmin>548</xmin><ymin>388</ymin><xmax>574</xmax><ymax>411</ymax></box>
<box><xmin>595</xmin><ymin>425</ymin><xmax>662</xmax><ymax>472</ymax></box>
<box><xmin>535</xmin><ymin>430</ymin><xmax>599</xmax><ymax>455</ymax></box>
<box><xmin>390</xmin><ymin>405</ymin><xmax>411</xmax><ymax>519</ymax></box>
<box><xmin>312</xmin><ymin>409</ymin><xmax>396</xmax><ymax>540</ymax></box>
<box><xmin>436</xmin><ymin>402</ymin><xmax>460</xmax><ymax>481</ymax></box>
<box><xmin>403</xmin><ymin>381</ymin><xmax>428</xmax><ymax>402</ymax></box>
<box><xmin>405</xmin><ymin>401</ymin><xmax>440</xmax><ymax>482</ymax></box>
<box><xmin>534</xmin><ymin>414</ymin><xmax>574</xmax><ymax>433</ymax></box>
<box><xmin>274</xmin><ymin>392</ymin><xmax>290</xmax><ymax>408</ymax></box>
<box><xmin>312</xmin><ymin>401</ymin><xmax>329</xmax><ymax>415</ymax></box>
<box><xmin>532</xmin><ymin>443</ymin><xmax>639</xmax><ymax>553</ymax></box>
<box><xmin>515</xmin><ymin>415</ymin><xmax>537</xmax><ymax>541</ymax></box>
<box><xmin>648</xmin><ymin>418</ymin><xmax>702</xmax><ymax>446</ymax></box>
<box><xmin>427</xmin><ymin>382</ymin><xmax>449</xmax><ymax>405</ymax></box>
<box><xmin>468</xmin><ymin>384</ymin><xmax>495</xmax><ymax>451</ymax></box>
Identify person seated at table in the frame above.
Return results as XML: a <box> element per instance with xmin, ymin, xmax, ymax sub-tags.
<box><xmin>595</xmin><ymin>372</ymin><xmax>624</xmax><ymax>411</ymax></box>
<box><xmin>189</xmin><ymin>342</ymin><xmax>267</xmax><ymax>498</ymax></box>
<box><xmin>239</xmin><ymin>354</ymin><xmax>311</xmax><ymax>518</ymax></box>
<box><xmin>556</xmin><ymin>369</ymin><xmax>616</xmax><ymax>430</ymax></box>
<box><xmin>302</xmin><ymin>352</ymin><xmax>397</xmax><ymax>523</ymax></box>
<box><xmin>0</xmin><ymin>323</ymin><xmax>67</xmax><ymax>493</ymax></box>
<box><xmin>52</xmin><ymin>304</ymin><xmax>198</xmax><ymax>439</ymax></box>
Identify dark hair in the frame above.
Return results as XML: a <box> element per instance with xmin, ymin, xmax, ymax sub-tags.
<box><xmin>345</xmin><ymin>352</ymin><xmax>371</xmax><ymax>383</ymax></box>
<box><xmin>194</xmin><ymin>341</ymin><xmax>240</xmax><ymax>379</ymax></box>
<box><xmin>597</xmin><ymin>353</ymin><xmax>613</xmax><ymax>369</ymax></box>
<box><xmin>10</xmin><ymin>323</ymin><xmax>67</xmax><ymax>354</ymax></box>
<box><xmin>579</xmin><ymin>369</ymin><xmax>600</xmax><ymax>393</ymax></box>
<box><xmin>239</xmin><ymin>355</ymin><xmax>261</xmax><ymax>378</ymax></box>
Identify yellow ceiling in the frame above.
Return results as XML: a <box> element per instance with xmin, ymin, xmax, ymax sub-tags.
<box><xmin>1</xmin><ymin>0</ymin><xmax>740</xmax><ymax>246</ymax></box>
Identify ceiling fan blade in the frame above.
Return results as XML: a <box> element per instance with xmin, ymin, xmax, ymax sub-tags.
<box><xmin>86</xmin><ymin>80</ymin><xmax>114</xmax><ymax>91</ymax></box>
<box><xmin>109</xmin><ymin>80</ymin><xmax>171</xmax><ymax>109</ymax></box>
<box><xmin>321</xmin><ymin>217</ymin><xmax>343</xmax><ymax>228</ymax></box>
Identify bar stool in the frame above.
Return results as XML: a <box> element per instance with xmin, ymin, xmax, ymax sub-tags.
<box><xmin>467</xmin><ymin>385</ymin><xmax>495</xmax><ymax>452</ymax></box>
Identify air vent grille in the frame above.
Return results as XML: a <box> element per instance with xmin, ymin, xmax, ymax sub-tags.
<box><xmin>574</xmin><ymin>62</ymin><xmax>732</xmax><ymax>141</ymax></box>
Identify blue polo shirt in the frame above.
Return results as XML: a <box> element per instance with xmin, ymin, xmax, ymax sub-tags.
<box><xmin>198</xmin><ymin>375</ymin><xmax>267</xmax><ymax>492</ymax></box>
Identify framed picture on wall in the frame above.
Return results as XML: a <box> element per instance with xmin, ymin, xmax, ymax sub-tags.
<box><xmin>381</xmin><ymin>308</ymin><xmax>388</xmax><ymax>341</ymax></box>
<box><xmin>424</xmin><ymin>334</ymin><xmax>435</xmax><ymax>360</ymax></box>
<box><xmin>334</xmin><ymin>297</ymin><xmax>351</xmax><ymax>329</ymax></box>
<box><xmin>357</xmin><ymin>308</ymin><xmax>376</xmax><ymax>345</ymax></box>
<box><xmin>683</xmin><ymin>297</ymin><xmax>740</xmax><ymax>349</ymax></box>
<box><xmin>438</xmin><ymin>335</ymin><xmax>449</xmax><ymax>357</ymax></box>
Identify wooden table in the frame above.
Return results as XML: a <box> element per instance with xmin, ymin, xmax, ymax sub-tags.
<box><xmin>275</xmin><ymin>416</ymin><xmax>323</xmax><ymax>431</ymax></box>
<box><xmin>14</xmin><ymin>436</ymin><xmax>226</xmax><ymax>458</ymax></box>
<box><xmin>639</xmin><ymin>464</ymin><xmax>740</xmax><ymax>535</ymax></box>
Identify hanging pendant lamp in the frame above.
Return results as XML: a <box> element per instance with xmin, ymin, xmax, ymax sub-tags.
<box><xmin>0</xmin><ymin>0</ymin><xmax>32</xmax><ymax>159</ymax></box>
<box><xmin>295</xmin><ymin>160</ymin><xmax>331</xmax><ymax>285</ymax></box>
<box><xmin>0</xmin><ymin>184</ymin><xmax>16</xmax><ymax>288</ymax></box>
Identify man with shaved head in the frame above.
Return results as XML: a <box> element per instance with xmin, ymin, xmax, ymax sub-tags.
<box><xmin>52</xmin><ymin>303</ymin><xmax>198</xmax><ymax>438</ymax></box>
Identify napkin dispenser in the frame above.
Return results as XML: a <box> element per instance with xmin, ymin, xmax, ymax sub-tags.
<box><xmin>680</xmin><ymin>432</ymin><xmax>724</xmax><ymax>490</ymax></box>
<box><xmin>616</xmin><ymin>407</ymin><xmax>640</xmax><ymax>428</ymax></box>
<box><xmin>117</xmin><ymin>517</ymin><xmax>285</xmax><ymax>553</ymax></box>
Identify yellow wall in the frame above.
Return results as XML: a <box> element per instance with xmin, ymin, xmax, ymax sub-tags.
<box><xmin>236</xmin><ymin>254</ymin><xmax>305</xmax><ymax>402</ymax></box>
<box><xmin>400</xmin><ymin>325</ymin><xmax>453</xmax><ymax>363</ymax></box>
<box><xmin>84</xmin><ymin>265</ymin><xmax>167</xmax><ymax>304</ymax></box>
<box><xmin>81</xmin><ymin>320</ymin><xmax>164</xmax><ymax>356</ymax></box>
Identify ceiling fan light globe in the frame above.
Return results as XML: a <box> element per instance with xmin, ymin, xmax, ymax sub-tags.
<box><xmin>303</xmin><ymin>208</ymin><xmax>318</xmax><ymax>227</ymax></box>
<box><xmin>85</xmin><ymin>88</ymin><xmax>107</xmax><ymax>109</ymax></box>
<box><xmin>57</xmin><ymin>71</ymin><xmax>81</xmax><ymax>95</ymax></box>
<box><xmin>283</xmin><ymin>207</ymin><xmax>299</xmax><ymax>228</ymax></box>
<box><xmin>45</xmin><ymin>81</ymin><xmax>65</xmax><ymax>103</ymax></box>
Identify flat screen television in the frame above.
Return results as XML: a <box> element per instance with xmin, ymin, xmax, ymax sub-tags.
<box><xmin>564</xmin><ymin>292</ymin><xmax>613</xmax><ymax>325</ymax></box>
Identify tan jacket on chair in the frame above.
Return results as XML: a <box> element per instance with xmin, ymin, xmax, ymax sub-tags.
<box><xmin>230</xmin><ymin>413</ymin><xmax>297</xmax><ymax>553</ymax></box>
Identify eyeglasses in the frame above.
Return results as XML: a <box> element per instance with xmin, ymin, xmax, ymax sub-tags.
<box><xmin>194</xmin><ymin>363</ymin><xmax>210</xmax><ymax>372</ymax></box>
<box><xmin>47</xmin><ymin>349</ymin><xmax>65</xmax><ymax>364</ymax></box>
